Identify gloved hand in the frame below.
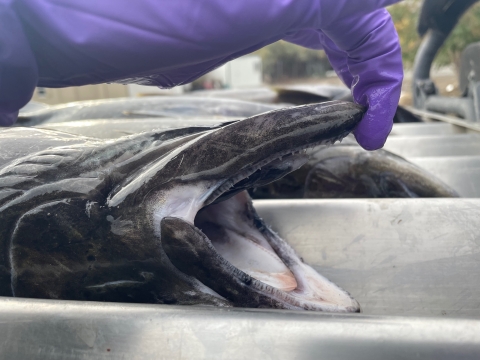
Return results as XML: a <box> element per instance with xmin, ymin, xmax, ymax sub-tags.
<box><xmin>2</xmin><ymin>0</ymin><xmax>403</xmax><ymax>150</ymax></box>
<box><xmin>284</xmin><ymin>6</ymin><xmax>403</xmax><ymax>150</ymax></box>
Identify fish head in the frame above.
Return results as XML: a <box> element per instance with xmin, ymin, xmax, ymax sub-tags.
<box><xmin>105</xmin><ymin>101</ymin><xmax>363</xmax><ymax>311</ymax></box>
<box><xmin>5</xmin><ymin>101</ymin><xmax>363</xmax><ymax>311</ymax></box>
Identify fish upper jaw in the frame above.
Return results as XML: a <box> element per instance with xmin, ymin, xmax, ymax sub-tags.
<box><xmin>144</xmin><ymin>100</ymin><xmax>362</xmax><ymax>237</ymax></box>
<box><xmin>106</xmin><ymin>101</ymin><xmax>364</xmax><ymax>209</ymax></box>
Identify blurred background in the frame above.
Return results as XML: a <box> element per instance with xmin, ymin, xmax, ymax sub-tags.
<box><xmin>30</xmin><ymin>0</ymin><xmax>480</xmax><ymax>107</ymax></box>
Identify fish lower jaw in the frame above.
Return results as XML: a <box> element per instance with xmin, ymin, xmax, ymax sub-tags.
<box><xmin>286</xmin><ymin>263</ymin><xmax>361</xmax><ymax>312</ymax></box>
<box><xmin>194</xmin><ymin>191</ymin><xmax>360</xmax><ymax>312</ymax></box>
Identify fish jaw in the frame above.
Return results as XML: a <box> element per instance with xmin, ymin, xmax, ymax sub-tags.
<box><xmin>105</xmin><ymin>101</ymin><xmax>364</xmax><ymax>311</ymax></box>
<box><xmin>107</xmin><ymin>101</ymin><xmax>364</xmax><ymax>208</ymax></box>
<box><xmin>160</xmin><ymin>191</ymin><xmax>360</xmax><ymax>312</ymax></box>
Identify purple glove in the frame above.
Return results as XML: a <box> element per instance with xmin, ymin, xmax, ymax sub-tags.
<box><xmin>0</xmin><ymin>0</ymin><xmax>37</xmax><ymax>126</ymax></box>
<box><xmin>2</xmin><ymin>0</ymin><xmax>403</xmax><ymax>150</ymax></box>
<box><xmin>284</xmin><ymin>7</ymin><xmax>403</xmax><ymax>150</ymax></box>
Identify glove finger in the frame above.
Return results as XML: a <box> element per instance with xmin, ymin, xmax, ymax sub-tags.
<box><xmin>353</xmin><ymin>85</ymin><xmax>398</xmax><ymax>150</ymax></box>
<box><xmin>0</xmin><ymin>111</ymin><xmax>19</xmax><ymax>127</ymax></box>
<box><xmin>319</xmin><ymin>33</ymin><xmax>354</xmax><ymax>88</ymax></box>
<box><xmin>320</xmin><ymin>9</ymin><xmax>402</xmax><ymax>150</ymax></box>
<box><xmin>0</xmin><ymin>1</ymin><xmax>38</xmax><ymax>118</ymax></box>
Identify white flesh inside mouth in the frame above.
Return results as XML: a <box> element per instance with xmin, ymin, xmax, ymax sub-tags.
<box><xmin>152</xmin><ymin>185</ymin><xmax>297</xmax><ymax>292</ymax></box>
<box><xmin>195</xmin><ymin>191</ymin><xmax>297</xmax><ymax>292</ymax></box>
<box><xmin>195</xmin><ymin>191</ymin><xmax>359</xmax><ymax>311</ymax></box>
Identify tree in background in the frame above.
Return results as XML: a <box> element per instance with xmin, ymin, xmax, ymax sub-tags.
<box><xmin>256</xmin><ymin>1</ymin><xmax>480</xmax><ymax>83</ymax></box>
<box><xmin>388</xmin><ymin>0</ymin><xmax>480</xmax><ymax>71</ymax></box>
<box><xmin>255</xmin><ymin>42</ymin><xmax>331</xmax><ymax>84</ymax></box>
<box><xmin>388</xmin><ymin>1</ymin><xmax>420</xmax><ymax>67</ymax></box>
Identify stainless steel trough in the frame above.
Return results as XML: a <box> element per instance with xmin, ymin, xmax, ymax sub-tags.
<box><xmin>391</xmin><ymin>122</ymin><xmax>465</xmax><ymax>136</ymax></box>
<box><xmin>256</xmin><ymin>199</ymin><xmax>480</xmax><ymax>318</ymax></box>
<box><xmin>1</xmin><ymin>297</ymin><xmax>479</xmax><ymax>360</ymax></box>
<box><xmin>384</xmin><ymin>134</ymin><xmax>480</xmax><ymax>157</ymax></box>
<box><xmin>410</xmin><ymin>156</ymin><xmax>480</xmax><ymax>197</ymax></box>
<box><xmin>1</xmin><ymin>199</ymin><xmax>480</xmax><ymax>359</ymax></box>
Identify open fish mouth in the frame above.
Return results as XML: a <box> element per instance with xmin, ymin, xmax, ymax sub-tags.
<box><xmin>158</xmin><ymin>124</ymin><xmax>361</xmax><ymax>312</ymax></box>
<box><xmin>3</xmin><ymin>100</ymin><xmax>363</xmax><ymax>311</ymax></box>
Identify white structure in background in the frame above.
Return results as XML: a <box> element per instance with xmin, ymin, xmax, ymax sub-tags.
<box><xmin>207</xmin><ymin>55</ymin><xmax>263</xmax><ymax>89</ymax></box>
<box><xmin>127</xmin><ymin>55</ymin><xmax>263</xmax><ymax>96</ymax></box>
<box><xmin>31</xmin><ymin>55</ymin><xmax>263</xmax><ymax>103</ymax></box>
<box><xmin>126</xmin><ymin>83</ymin><xmax>189</xmax><ymax>97</ymax></box>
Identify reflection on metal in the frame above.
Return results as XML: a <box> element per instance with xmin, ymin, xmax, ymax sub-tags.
<box><xmin>255</xmin><ymin>199</ymin><xmax>480</xmax><ymax>318</ymax></box>
<box><xmin>37</xmin><ymin>118</ymin><xmax>235</xmax><ymax>139</ymax></box>
<box><xmin>36</xmin><ymin>119</ymin><xmax>237</xmax><ymax>139</ymax></box>
<box><xmin>391</xmin><ymin>122</ymin><xmax>465</xmax><ymax>136</ymax></box>
<box><xmin>1</xmin><ymin>297</ymin><xmax>480</xmax><ymax>360</ymax></box>
<box><xmin>410</xmin><ymin>156</ymin><xmax>480</xmax><ymax>197</ymax></box>
<box><xmin>190</xmin><ymin>87</ymin><xmax>279</xmax><ymax>103</ymax></box>
<box><xmin>384</xmin><ymin>134</ymin><xmax>480</xmax><ymax>157</ymax></box>
<box><xmin>17</xmin><ymin>96</ymin><xmax>282</xmax><ymax>126</ymax></box>
<box><xmin>406</xmin><ymin>106</ymin><xmax>480</xmax><ymax>133</ymax></box>
<box><xmin>18</xmin><ymin>101</ymin><xmax>50</xmax><ymax>115</ymax></box>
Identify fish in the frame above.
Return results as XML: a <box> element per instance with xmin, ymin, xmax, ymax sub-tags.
<box><xmin>274</xmin><ymin>85</ymin><xmax>423</xmax><ymax>123</ymax></box>
<box><xmin>0</xmin><ymin>101</ymin><xmax>363</xmax><ymax>312</ymax></box>
<box><xmin>250</xmin><ymin>144</ymin><xmax>459</xmax><ymax>199</ymax></box>
<box><xmin>15</xmin><ymin>96</ymin><xmax>282</xmax><ymax>126</ymax></box>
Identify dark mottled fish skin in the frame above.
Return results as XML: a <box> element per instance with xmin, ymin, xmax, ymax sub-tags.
<box><xmin>250</xmin><ymin>145</ymin><xmax>459</xmax><ymax>199</ymax></box>
<box><xmin>0</xmin><ymin>101</ymin><xmax>364</xmax><ymax>312</ymax></box>
<box><xmin>15</xmin><ymin>96</ymin><xmax>283</xmax><ymax>126</ymax></box>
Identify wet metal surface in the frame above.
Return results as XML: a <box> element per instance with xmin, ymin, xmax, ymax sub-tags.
<box><xmin>1</xmin><ymin>297</ymin><xmax>480</xmax><ymax>360</ymax></box>
<box><xmin>390</xmin><ymin>122</ymin><xmax>465</xmax><ymax>136</ymax></box>
<box><xmin>410</xmin><ymin>156</ymin><xmax>480</xmax><ymax>197</ymax></box>
<box><xmin>16</xmin><ymin>96</ymin><xmax>282</xmax><ymax>126</ymax></box>
<box><xmin>36</xmin><ymin>117</ymin><xmax>233</xmax><ymax>139</ymax></box>
<box><xmin>256</xmin><ymin>199</ymin><xmax>480</xmax><ymax>318</ymax></box>
<box><xmin>384</xmin><ymin>134</ymin><xmax>480</xmax><ymax>157</ymax></box>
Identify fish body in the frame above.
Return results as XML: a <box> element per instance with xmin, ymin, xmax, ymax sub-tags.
<box><xmin>274</xmin><ymin>85</ymin><xmax>422</xmax><ymax>123</ymax></box>
<box><xmin>0</xmin><ymin>101</ymin><xmax>363</xmax><ymax>312</ymax></box>
<box><xmin>251</xmin><ymin>145</ymin><xmax>459</xmax><ymax>199</ymax></box>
